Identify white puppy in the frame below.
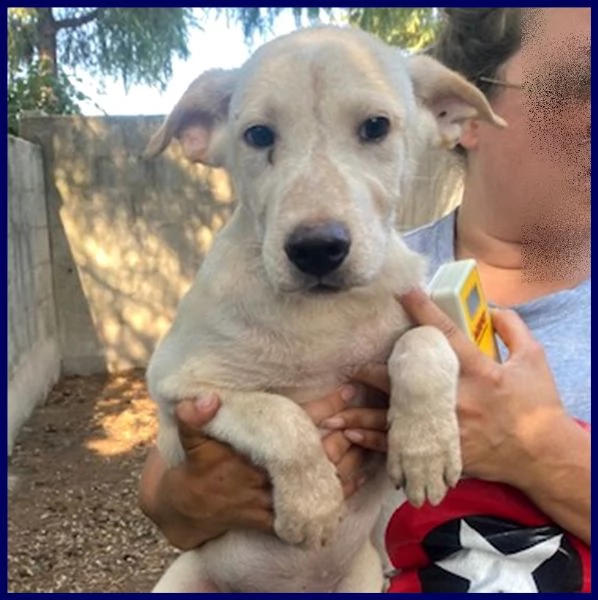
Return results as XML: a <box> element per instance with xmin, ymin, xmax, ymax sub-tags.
<box><xmin>143</xmin><ymin>25</ymin><xmax>506</xmax><ymax>593</ymax></box>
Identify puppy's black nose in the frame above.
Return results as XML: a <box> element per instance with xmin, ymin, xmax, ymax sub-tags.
<box><xmin>284</xmin><ymin>221</ymin><xmax>351</xmax><ymax>277</ymax></box>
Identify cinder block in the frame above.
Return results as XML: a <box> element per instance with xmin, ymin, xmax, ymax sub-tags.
<box><xmin>8</xmin><ymin>337</ymin><xmax>61</xmax><ymax>455</ymax></box>
<box><xmin>14</xmin><ymin>115</ymin><xmax>239</xmax><ymax>378</ymax></box>
<box><xmin>8</xmin><ymin>303</ymin><xmax>25</xmax><ymax>363</ymax></box>
<box><xmin>28</xmin><ymin>151</ymin><xmax>46</xmax><ymax>194</ymax></box>
<box><xmin>37</xmin><ymin>295</ymin><xmax>58</xmax><ymax>332</ymax></box>
<box><xmin>8</xmin><ymin>138</ymin><xmax>47</xmax><ymax>228</ymax></box>
<box><xmin>20</xmin><ymin>188</ymin><xmax>47</xmax><ymax>229</ymax></box>
<box><xmin>8</xmin><ymin>320</ymin><xmax>18</xmax><ymax>376</ymax></box>
<box><xmin>8</xmin><ymin>230</ymin><xmax>16</xmax><ymax>282</ymax></box>
<box><xmin>17</xmin><ymin>234</ymin><xmax>35</xmax><ymax>306</ymax></box>
<box><xmin>7</xmin><ymin>179</ymin><xmax>22</xmax><ymax>227</ymax></box>
<box><xmin>62</xmin><ymin>354</ymin><xmax>108</xmax><ymax>376</ymax></box>
<box><xmin>43</xmin><ymin>296</ymin><xmax>58</xmax><ymax>338</ymax></box>
<box><xmin>31</xmin><ymin>227</ymin><xmax>51</xmax><ymax>266</ymax></box>
<box><xmin>33</xmin><ymin>262</ymin><xmax>53</xmax><ymax>300</ymax></box>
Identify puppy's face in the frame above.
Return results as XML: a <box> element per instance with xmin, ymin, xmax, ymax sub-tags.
<box><xmin>230</xmin><ymin>30</ymin><xmax>421</xmax><ymax>294</ymax></box>
<box><xmin>145</xmin><ymin>27</ymin><xmax>506</xmax><ymax>295</ymax></box>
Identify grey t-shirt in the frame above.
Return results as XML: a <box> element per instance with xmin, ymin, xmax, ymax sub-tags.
<box><xmin>403</xmin><ymin>210</ymin><xmax>591</xmax><ymax>423</ymax></box>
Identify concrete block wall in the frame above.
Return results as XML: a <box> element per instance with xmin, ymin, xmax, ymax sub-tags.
<box><xmin>8</xmin><ymin>135</ymin><xmax>61</xmax><ymax>454</ymax></box>
<box><xmin>14</xmin><ymin>113</ymin><xmax>462</xmax><ymax>381</ymax></box>
<box><xmin>19</xmin><ymin>115</ymin><xmax>236</xmax><ymax>376</ymax></box>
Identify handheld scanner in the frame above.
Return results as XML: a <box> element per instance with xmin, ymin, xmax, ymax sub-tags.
<box><xmin>428</xmin><ymin>259</ymin><xmax>501</xmax><ymax>362</ymax></box>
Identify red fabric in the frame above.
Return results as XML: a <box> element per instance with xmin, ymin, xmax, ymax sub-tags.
<box><xmin>385</xmin><ymin>420</ymin><xmax>591</xmax><ymax>593</ymax></box>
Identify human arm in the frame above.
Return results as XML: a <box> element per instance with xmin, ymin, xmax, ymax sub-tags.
<box><xmin>347</xmin><ymin>288</ymin><xmax>590</xmax><ymax>545</ymax></box>
<box><xmin>138</xmin><ymin>386</ymin><xmax>386</xmax><ymax>550</ymax></box>
<box><xmin>138</xmin><ymin>394</ymin><xmax>273</xmax><ymax>550</ymax></box>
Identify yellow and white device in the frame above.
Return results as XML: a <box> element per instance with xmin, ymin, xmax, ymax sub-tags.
<box><xmin>428</xmin><ymin>259</ymin><xmax>501</xmax><ymax>362</ymax></box>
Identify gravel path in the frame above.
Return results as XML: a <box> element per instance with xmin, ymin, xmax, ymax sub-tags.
<box><xmin>8</xmin><ymin>369</ymin><xmax>179</xmax><ymax>593</ymax></box>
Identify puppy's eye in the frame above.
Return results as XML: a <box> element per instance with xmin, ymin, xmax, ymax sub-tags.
<box><xmin>358</xmin><ymin>117</ymin><xmax>390</xmax><ymax>142</ymax></box>
<box><xmin>244</xmin><ymin>125</ymin><xmax>276</xmax><ymax>148</ymax></box>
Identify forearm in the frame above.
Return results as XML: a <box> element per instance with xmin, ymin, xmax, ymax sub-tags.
<box><xmin>511</xmin><ymin>415</ymin><xmax>590</xmax><ymax>545</ymax></box>
<box><xmin>138</xmin><ymin>446</ymin><xmax>166</xmax><ymax>520</ymax></box>
<box><xmin>138</xmin><ymin>446</ymin><xmax>220</xmax><ymax>550</ymax></box>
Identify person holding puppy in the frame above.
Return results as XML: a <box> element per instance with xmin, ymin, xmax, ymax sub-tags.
<box><xmin>139</xmin><ymin>7</ymin><xmax>590</xmax><ymax>592</ymax></box>
<box><xmin>347</xmin><ymin>8</ymin><xmax>590</xmax><ymax>592</ymax></box>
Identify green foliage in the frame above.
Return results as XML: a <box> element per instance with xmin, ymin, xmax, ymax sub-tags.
<box><xmin>7</xmin><ymin>6</ymin><xmax>441</xmax><ymax>133</ymax></box>
<box><xmin>7</xmin><ymin>55</ymin><xmax>107</xmax><ymax>136</ymax></box>
<box><xmin>7</xmin><ymin>60</ymin><xmax>86</xmax><ymax>135</ymax></box>
<box><xmin>56</xmin><ymin>8</ymin><xmax>198</xmax><ymax>92</ymax></box>
<box><xmin>7</xmin><ymin>7</ymin><xmax>198</xmax><ymax>133</ymax></box>
<box><xmin>347</xmin><ymin>8</ymin><xmax>441</xmax><ymax>51</ymax></box>
<box><xmin>214</xmin><ymin>8</ymin><xmax>333</xmax><ymax>45</ymax></box>
<box><xmin>221</xmin><ymin>8</ymin><xmax>286</xmax><ymax>44</ymax></box>
<box><xmin>8</xmin><ymin>8</ymin><xmax>198</xmax><ymax>90</ymax></box>
<box><xmin>7</xmin><ymin>8</ymin><xmax>37</xmax><ymax>72</ymax></box>
<box><xmin>214</xmin><ymin>8</ymin><xmax>440</xmax><ymax>51</ymax></box>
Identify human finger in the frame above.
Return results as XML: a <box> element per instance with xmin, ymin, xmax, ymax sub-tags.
<box><xmin>304</xmin><ymin>385</ymin><xmax>356</xmax><ymax>425</ymax></box>
<box><xmin>351</xmin><ymin>363</ymin><xmax>391</xmax><ymax>395</ymax></box>
<box><xmin>398</xmin><ymin>287</ymin><xmax>494</xmax><ymax>375</ymax></box>
<box><xmin>321</xmin><ymin>407</ymin><xmax>387</xmax><ymax>432</ymax></box>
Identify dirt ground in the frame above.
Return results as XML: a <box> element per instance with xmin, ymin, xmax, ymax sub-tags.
<box><xmin>8</xmin><ymin>369</ymin><xmax>180</xmax><ymax>593</ymax></box>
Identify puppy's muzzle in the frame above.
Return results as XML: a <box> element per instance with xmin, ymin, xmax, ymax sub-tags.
<box><xmin>284</xmin><ymin>221</ymin><xmax>351</xmax><ymax>277</ymax></box>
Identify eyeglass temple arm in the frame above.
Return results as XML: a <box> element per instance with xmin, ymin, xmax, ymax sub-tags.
<box><xmin>478</xmin><ymin>76</ymin><xmax>524</xmax><ymax>89</ymax></box>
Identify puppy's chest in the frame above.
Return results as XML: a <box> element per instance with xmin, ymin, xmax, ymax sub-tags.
<box><xmin>299</xmin><ymin>313</ymin><xmax>400</xmax><ymax>368</ymax></box>
<box><xmin>229</xmin><ymin>300</ymin><xmax>408</xmax><ymax>389</ymax></box>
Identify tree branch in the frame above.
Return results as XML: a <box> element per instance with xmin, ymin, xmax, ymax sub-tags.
<box><xmin>54</xmin><ymin>9</ymin><xmax>103</xmax><ymax>31</ymax></box>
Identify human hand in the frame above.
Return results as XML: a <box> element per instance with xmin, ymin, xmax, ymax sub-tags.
<box><xmin>140</xmin><ymin>385</ymin><xmax>388</xmax><ymax>550</ymax></box>
<box><xmin>398</xmin><ymin>287</ymin><xmax>569</xmax><ymax>490</ymax></box>
<box><xmin>139</xmin><ymin>394</ymin><xmax>273</xmax><ymax>550</ymax></box>
<box><xmin>303</xmin><ymin>385</ymin><xmax>388</xmax><ymax>498</ymax></box>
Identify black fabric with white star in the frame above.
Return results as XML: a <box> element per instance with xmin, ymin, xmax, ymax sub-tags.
<box><xmin>417</xmin><ymin>516</ymin><xmax>583</xmax><ymax>593</ymax></box>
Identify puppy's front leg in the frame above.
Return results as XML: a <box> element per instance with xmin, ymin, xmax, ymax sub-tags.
<box><xmin>387</xmin><ymin>326</ymin><xmax>461</xmax><ymax>507</ymax></box>
<box><xmin>159</xmin><ymin>390</ymin><xmax>345</xmax><ymax>548</ymax></box>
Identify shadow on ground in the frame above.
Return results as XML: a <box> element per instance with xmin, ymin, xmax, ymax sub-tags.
<box><xmin>8</xmin><ymin>369</ymin><xmax>179</xmax><ymax>593</ymax></box>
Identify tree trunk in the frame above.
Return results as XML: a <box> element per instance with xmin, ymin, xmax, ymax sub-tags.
<box><xmin>36</xmin><ymin>8</ymin><xmax>57</xmax><ymax>76</ymax></box>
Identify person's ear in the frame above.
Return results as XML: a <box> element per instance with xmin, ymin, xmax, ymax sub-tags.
<box><xmin>458</xmin><ymin>119</ymin><xmax>480</xmax><ymax>151</ymax></box>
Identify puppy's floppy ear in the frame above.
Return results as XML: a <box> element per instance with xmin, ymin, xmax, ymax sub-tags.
<box><xmin>143</xmin><ymin>68</ymin><xmax>239</xmax><ymax>166</ymax></box>
<box><xmin>406</xmin><ymin>54</ymin><xmax>507</xmax><ymax>149</ymax></box>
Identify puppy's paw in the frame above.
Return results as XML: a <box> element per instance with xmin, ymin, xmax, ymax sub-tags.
<box><xmin>387</xmin><ymin>413</ymin><xmax>461</xmax><ymax>507</ymax></box>
<box><xmin>273</xmin><ymin>457</ymin><xmax>345</xmax><ymax>548</ymax></box>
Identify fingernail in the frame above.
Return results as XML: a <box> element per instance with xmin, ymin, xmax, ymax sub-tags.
<box><xmin>398</xmin><ymin>287</ymin><xmax>425</xmax><ymax>305</ymax></box>
<box><xmin>357</xmin><ymin>475</ymin><xmax>368</xmax><ymax>488</ymax></box>
<box><xmin>341</xmin><ymin>385</ymin><xmax>356</xmax><ymax>402</ymax></box>
<box><xmin>398</xmin><ymin>287</ymin><xmax>417</xmax><ymax>300</ymax></box>
<box><xmin>322</xmin><ymin>417</ymin><xmax>345</xmax><ymax>429</ymax></box>
<box><xmin>345</xmin><ymin>430</ymin><xmax>364</xmax><ymax>443</ymax></box>
<box><xmin>195</xmin><ymin>392</ymin><xmax>218</xmax><ymax>412</ymax></box>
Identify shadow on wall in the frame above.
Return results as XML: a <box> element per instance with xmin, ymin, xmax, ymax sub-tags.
<box><xmin>19</xmin><ymin>115</ymin><xmax>236</xmax><ymax>375</ymax></box>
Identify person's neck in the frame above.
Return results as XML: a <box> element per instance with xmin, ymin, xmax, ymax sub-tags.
<box><xmin>455</xmin><ymin>199</ymin><xmax>590</xmax><ymax>307</ymax></box>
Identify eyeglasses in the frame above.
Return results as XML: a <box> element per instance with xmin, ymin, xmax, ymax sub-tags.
<box><xmin>478</xmin><ymin>76</ymin><xmax>524</xmax><ymax>90</ymax></box>
<box><xmin>478</xmin><ymin>74</ymin><xmax>590</xmax><ymax>103</ymax></box>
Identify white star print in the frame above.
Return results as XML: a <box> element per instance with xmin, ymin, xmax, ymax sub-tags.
<box><xmin>435</xmin><ymin>520</ymin><xmax>563</xmax><ymax>592</ymax></box>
